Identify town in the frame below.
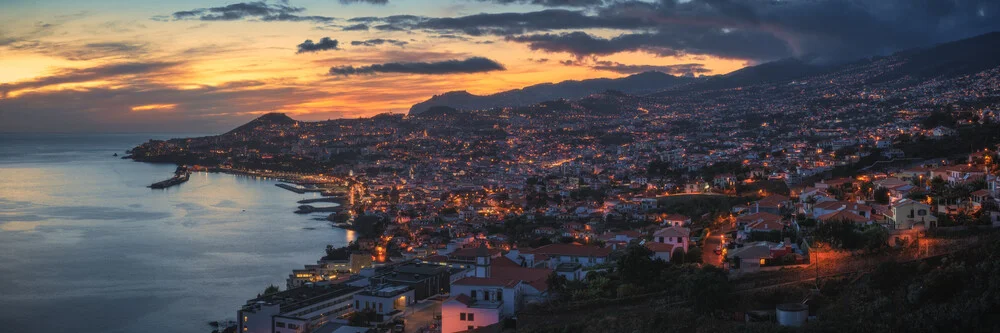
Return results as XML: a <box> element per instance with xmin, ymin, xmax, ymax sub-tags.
<box><xmin>128</xmin><ymin>33</ymin><xmax>1000</xmax><ymax>333</ymax></box>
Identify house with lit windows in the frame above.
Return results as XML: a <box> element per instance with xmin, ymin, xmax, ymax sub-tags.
<box><xmin>352</xmin><ymin>284</ymin><xmax>415</xmax><ymax>325</ymax></box>
<box><xmin>886</xmin><ymin>199</ymin><xmax>938</xmax><ymax>230</ymax></box>
<box><xmin>442</xmin><ymin>244</ymin><xmax>553</xmax><ymax>333</ymax></box>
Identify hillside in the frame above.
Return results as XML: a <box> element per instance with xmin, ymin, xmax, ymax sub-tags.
<box><xmin>224</xmin><ymin>112</ymin><xmax>297</xmax><ymax>135</ymax></box>
<box><xmin>407</xmin><ymin>71</ymin><xmax>693</xmax><ymax>115</ymax></box>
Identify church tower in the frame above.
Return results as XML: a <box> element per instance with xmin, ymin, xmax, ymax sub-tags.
<box><xmin>474</xmin><ymin>243</ymin><xmax>491</xmax><ymax>278</ymax></box>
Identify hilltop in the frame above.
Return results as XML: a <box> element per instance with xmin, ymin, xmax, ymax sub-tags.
<box><xmin>225</xmin><ymin>112</ymin><xmax>297</xmax><ymax>135</ymax></box>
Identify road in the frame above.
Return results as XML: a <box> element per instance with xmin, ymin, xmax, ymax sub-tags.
<box><xmin>701</xmin><ymin>232</ymin><xmax>726</xmax><ymax>267</ymax></box>
<box><xmin>404</xmin><ymin>297</ymin><xmax>442</xmax><ymax>333</ymax></box>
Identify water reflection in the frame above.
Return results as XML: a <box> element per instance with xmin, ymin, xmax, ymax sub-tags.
<box><xmin>0</xmin><ymin>134</ymin><xmax>352</xmax><ymax>333</ymax></box>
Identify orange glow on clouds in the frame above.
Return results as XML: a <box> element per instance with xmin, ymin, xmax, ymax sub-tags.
<box><xmin>131</xmin><ymin>104</ymin><xmax>178</xmax><ymax>112</ymax></box>
<box><xmin>0</xmin><ymin>6</ymin><xmax>757</xmax><ymax>131</ymax></box>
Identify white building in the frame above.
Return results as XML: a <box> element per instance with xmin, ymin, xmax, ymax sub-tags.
<box><xmin>238</xmin><ymin>284</ymin><xmax>362</xmax><ymax>333</ymax></box>
<box><xmin>352</xmin><ymin>284</ymin><xmax>415</xmax><ymax>325</ymax></box>
<box><xmin>441</xmin><ymin>244</ymin><xmax>553</xmax><ymax>333</ymax></box>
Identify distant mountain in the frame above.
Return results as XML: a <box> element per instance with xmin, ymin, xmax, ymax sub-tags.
<box><xmin>678</xmin><ymin>58</ymin><xmax>827</xmax><ymax>92</ymax></box>
<box><xmin>868</xmin><ymin>31</ymin><xmax>1000</xmax><ymax>83</ymax></box>
<box><xmin>408</xmin><ymin>71</ymin><xmax>693</xmax><ymax>115</ymax></box>
<box><xmin>659</xmin><ymin>31</ymin><xmax>1000</xmax><ymax>96</ymax></box>
<box><xmin>225</xmin><ymin>112</ymin><xmax>296</xmax><ymax>135</ymax></box>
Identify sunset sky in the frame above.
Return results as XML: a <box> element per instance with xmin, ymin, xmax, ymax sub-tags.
<box><xmin>1</xmin><ymin>0</ymin><xmax>997</xmax><ymax>133</ymax></box>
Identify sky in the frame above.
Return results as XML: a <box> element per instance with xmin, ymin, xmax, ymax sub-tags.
<box><xmin>0</xmin><ymin>0</ymin><xmax>998</xmax><ymax>133</ymax></box>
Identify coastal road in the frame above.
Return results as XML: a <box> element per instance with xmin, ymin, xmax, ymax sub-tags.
<box><xmin>701</xmin><ymin>232</ymin><xmax>726</xmax><ymax>267</ymax></box>
<box><xmin>404</xmin><ymin>297</ymin><xmax>442</xmax><ymax>333</ymax></box>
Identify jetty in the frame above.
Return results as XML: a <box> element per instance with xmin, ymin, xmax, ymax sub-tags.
<box><xmin>275</xmin><ymin>183</ymin><xmax>324</xmax><ymax>194</ymax></box>
<box><xmin>294</xmin><ymin>205</ymin><xmax>343</xmax><ymax>214</ymax></box>
<box><xmin>149</xmin><ymin>166</ymin><xmax>191</xmax><ymax>189</ymax></box>
<box><xmin>297</xmin><ymin>197</ymin><xmax>344</xmax><ymax>204</ymax></box>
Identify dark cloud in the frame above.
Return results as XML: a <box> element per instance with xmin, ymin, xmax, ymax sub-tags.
<box><xmin>0</xmin><ymin>62</ymin><xmax>181</xmax><ymax>97</ymax></box>
<box><xmin>347</xmin><ymin>16</ymin><xmax>379</xmax><ymax>23</ymax></box>
<box><xmin>343</xmin><ymin>0</ymin><xmax>999</xmax><ymax>62</ymax></box>
<box><xmin>589</xmin><ymin>0</ymin><xmax>1000</xmax><ymax>61</ymax></box>
<box><xmin>0</xmin><ymin>35</ymin><xmax>19</xmax><ymax>46</ymax></box>
<box><xmin>473</xmin><ymin>0</ymin><xmax>605</xmax><ymax>7</ymax></box>
<box><xmin>328</xmin><ymin>57</ymin><xmax>505</xmax><ymax>76</ymax></box>
<box><xmin>350</xmin><ymin>39</ymin><xmax>408</xmax><ymax>47</ymax></box>
<box><xmin>342</xmin><ymin>23</ymin><xmax>370</xmax><ymax>31</ymax></box>
<box><xmin>590</xmin><ymin>61</ymin><xmax>711</xmax><ymax>76</ymax></box>
<box><xmin>339</xmin><ymin>0</ymin><xmax>389</xmax><ymax>4</ymax></box>
<box><xmin>296</xmin><ymin>37</ymin><xmax>340</xmax><ymax>53</ymax></box>
<box><xmin>84</xmin><ymin>42</ymin><xmax>146</xmax><ymax>54</ymax></box>
<box><xmin>507</xmin><ymin>32</ymin><xmax>653</xmax><ymax>57</ymax></box>
<box><xmin>338</xmin><ymin>0</ymin><xmax>606</xmax><ymax>6</ymax></box>
<box><xmin>170</xmin><ymin>1</ymin><xmax>333</xmax><ymax>23</ymax></box>
<box><xmin>374</xmin><ymin>24</ymin><xmax>408</xmax><ymax>31</ymax></box>
<box><xmin>413</xmin><ymin>9</ymin><xmax>642</xmax><ymax>36</ymax></box>
<box><xmin>507</xmin><ymin>29</ymin><xmax>790</xmax><ymax>60</ymax></box>
<box><xmin>434</xmin><ymin>34</ymin><xmax>471</xmax><ymax>41</ymax></box>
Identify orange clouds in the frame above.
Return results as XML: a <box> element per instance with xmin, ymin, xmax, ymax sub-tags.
<box><xmin>130</xmin><ymin>103</ymin><xmax>178</xmax><ymax>112</ymax></box>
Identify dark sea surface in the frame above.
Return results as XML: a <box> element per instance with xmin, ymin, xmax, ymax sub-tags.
<box><xmin>0</xmin><ymin>133</ymin><xmax>354</xmax><ymax>333</ymax></box>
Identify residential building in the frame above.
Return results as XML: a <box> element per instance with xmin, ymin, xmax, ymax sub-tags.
<box><xmin>886</xmin><ymin>199</ymin><xmax>937</xmax><ymax>230</ymax></box>
<box><xmin>238</xmin><ymin>284</ymin><xmax>362</xmax><ymax>333</ymax></box>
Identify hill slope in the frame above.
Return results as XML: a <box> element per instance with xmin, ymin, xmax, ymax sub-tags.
<box><xmin>408</xmin><ymin>71</ymin><xmax>693</xmax><ymax>115</ymax></box>
<box><xmin>224</xmin><ymin>112</ymin><xmax>297</xmax><ymax>135</ymax></box>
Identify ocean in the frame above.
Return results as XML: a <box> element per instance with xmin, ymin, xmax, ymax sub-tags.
<box><xmin>0</xmin><ymin>133</ymin><xmax>354</xmax><ymax>333</ymax></box>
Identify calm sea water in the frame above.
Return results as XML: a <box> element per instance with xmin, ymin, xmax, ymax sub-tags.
<box><xmin>0</xmin><ymin>133</ymin><xmax>354</xmax><ymax>333</ymax></box>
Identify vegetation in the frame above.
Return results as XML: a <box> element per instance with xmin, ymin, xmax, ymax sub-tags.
<box><xmin>261</xmin><ymin>284</ymin><xmax>280</xmax><ymax>296</ymax></box>
<box><xmin>521</xmin><ymin>232</ymin><xmax>1000</xmax><ymax>333</ymax></box>
<box><xmin>544</xmin><ymin>245</ymin><xmax>732</xmax><ymax>314</ymax></box>
<box><xmin>812</xmin><ymin>220</ymin><xmax>888</xmax><ymax>251</ymax></box>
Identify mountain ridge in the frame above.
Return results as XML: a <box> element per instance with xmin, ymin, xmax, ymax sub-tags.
<box><xmin>407</xmin><ymin>71</ymin><xmax>694</xmax><ymax>115</ymax></box>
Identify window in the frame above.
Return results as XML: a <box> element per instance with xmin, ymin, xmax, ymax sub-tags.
<box><xmin>470</xmin><ymin>290</ymin><xmax>477</xmax><ymax>299</ymax></box>
<box><xmin>468</xmin><ymin>313</ymin><xmax>475</xmax><ymax>321</ymax></box>
<box><xmin>378</xmin><ymin>302</ymin><xmax>383</xmax><ymax>313</ymax></box>
<box><xmin>918</xmin><ymin>209</ymin><xmax>927</xmax><ymax>216</ymax></box>
<box><xmin>275</xmin><ymin>322</ymin><xmax>286</xmax><ymax>328</ymax></box>
<box><xmin>460</xmin><ymin>313</ymin><xmax>467</xmax><ymax>321</ymax></box>
<box><xmin>288</xmin><ymin>324</ymin><xmax>299</xmax><ymax>329</ymax></box>
<box><xmin>355</xmin><ymin>300</ymin><xmax>359</xmax><ymax>309</ymax></box>
<box><xmin>497</xmin><ymin>291</ymin><xmax>503</xmax><ymax>301</ymax></box>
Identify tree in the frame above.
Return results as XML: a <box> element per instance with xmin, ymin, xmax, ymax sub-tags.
<box><xmin>546</xmin><ymin>272</ymin><xmax>569</xmax><ymax>300</ymax></box>
<box><xmin>686</xmin><ymin>247</ymin><xmax>704</xmax><ymax>264</ymax></box>
<box><xmin>263</xmin><ymin>284</ymin><xmax>280</xmax><ymax>296</ymax></box>
<box><xmin>874</xmin><ymin>187</ymin><xmax>891</xmax><ymax>205</ymax></box>
<box><xmin>617</xmin><ymin>244</ymin><xmax>667</xmax><ymax>285</ymax></box>
<box><xmin>922</xmin><ymin>111</ymin><xmax>956</xmax><ymax>129</ymax></box>
<box><xmin>347</xmin><ymin>310</ymin><xmax>376</xmax><ymax>327</ymax></box>
<box><xmin>671</xmin><ymin>248</ymin><xmax>686</xmax><ymax>264</ymax></box>
<box><xmin>861</xmin><ymin>225</ymin><xmax>889</xmax><ymax>252</ymax></box>
<box><xmin>930</xmin><ymin>176</ymin><xmax>947</xmax><ymax>193</ymax></box>
<box><xmin>681</xmin><ymin>266</ymin><xmax>733</xmax><ymax>314</ymax></box>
